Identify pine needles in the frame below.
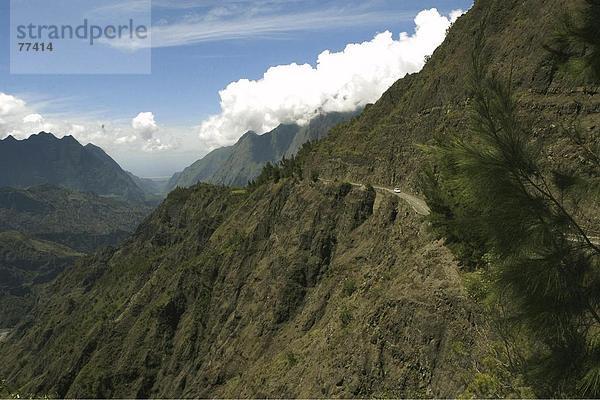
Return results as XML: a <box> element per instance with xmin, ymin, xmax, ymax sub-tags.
<box><xmin>547</xmin><ymin>0</ymin><xmax>600</xmax><ymax>83</ymax></box>
<box><xmin>421</xmin><ymin>24</ymin><xmax>600</xmax><ymax>396</ymax></box>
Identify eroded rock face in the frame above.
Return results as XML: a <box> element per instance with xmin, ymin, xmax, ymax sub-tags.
<box><xmin>0</xmin><ymin>182</ymin><xmax>474</xmax><ymax>398</ymax></box>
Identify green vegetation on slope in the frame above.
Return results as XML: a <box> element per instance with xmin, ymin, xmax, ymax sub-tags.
<box><xmin>547</xmin><ymin>0</ymin><xmax>600</xmax><ymax>83</ymax></box>
<box><xmin>169</xmin><ymin>112</ymin><xmax>356</xmax><ymax>189</ymax></box>
<box><xmin>421</xmin><ymin>29</ymin><xmax>600</xmax><ymax>397</ymax></box>
<box><xmin>0</xmin><ymin>180</ymin><xmax>475</xmax><ymax>398</ymax></box>
<box><xmin>0</xmin><ymin>185</ymin><xmax>151</xmax><ymax>253</ymax></box>
<box><xmin>1</xmin><ymin>1</ymin><xmax>600</xmax><ymax>398</ymax></box>
<box><xmin>303</xmin><ymin>0</ymin><xmax>600</xmax><ymax>190</ymax></box>
<box><xmin>0</xmin><ymin>231</ymin><xmax>83</xmax><ymax>327</ymax></box>
<box><xmin>0</xmin><ymin>185</ymin><xmax>151</xmax><ymax>328</ymax></box>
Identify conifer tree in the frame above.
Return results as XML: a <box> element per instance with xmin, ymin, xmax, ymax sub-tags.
<box><xmin>422</xmin><ymin>37</ymin><xmax>600</xmax><ymax>396</ymax></box>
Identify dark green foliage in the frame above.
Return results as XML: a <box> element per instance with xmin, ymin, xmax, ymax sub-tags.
<box><xmin>342</xmin><ymin>279</ymin><xmax>357</xmax><ymax>297</ymax></box>
<box><xmin>422</xmin><ymin>45</ymin><xmax>600</xmax><ymax>396</ymax></box>
<box><xmin>0</xmin><ymin>379</ymin><xmax>17</xmax><ymax>398</ymax></box>
<box><xmin>0</xmin><ymin>231</ymin><xmax>83</xmax><ymax>327</ymax></box>
<box><xmin>339</xmin><ymin>308</ymin><xmax>353</xmax><ymax>327</ymax></box>
<box><xmin>547</xmin><ymin>0</ymin><xmax>600</xmax><ymax>82</ymax></box>
<box><xmin>310</xmin><ymin>170</ymin><xmax>320</xmax><ymax>183</ymax></box>
<box><xmin>248</xmin><ymin>155</ymin><xmax>304</xmax><ymax>190</ymax></box>
<box><xmin>419</xmin><ymin>163</ymin><xmax>487</xmax><ymax>268</ymax></box>
<box><xmin>247</xmin><ymin>162</ymin><xmax>277</xmax><ymax>188</ymax></box>
<box><xmin>164</xmin><ymin>185</ymin><xmax>193</xmax><ymax>206</ymax></box>
<box><xmin>0</xmin><ymin>177</ymin><xmax>457</xmax><ymax>399</ymax></box>
<box><xmin>280</xmin><ymin>156</ymin><xmax>303</xmax><ymax>180</ymax></box>
<box><xmin>3</xmin><ymin>2</ymin><xmax>599</xmax><ymax>398</ymax></box>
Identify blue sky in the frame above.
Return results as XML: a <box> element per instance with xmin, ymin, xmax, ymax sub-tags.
<box><xmin>0</xmin><ymin>0</ymin><xmax>472</xmax><ymax>177</ymax></box>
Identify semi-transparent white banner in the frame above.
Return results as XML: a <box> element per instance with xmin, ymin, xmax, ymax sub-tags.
<box><xmin>10</xmin><ymin>0</ymin><xmax>151</xmax><ymax>74</ymax></box>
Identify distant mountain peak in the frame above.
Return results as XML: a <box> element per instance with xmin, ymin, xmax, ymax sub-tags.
<box><xmin>240</xmin><ymin>130</ymin><xmax>258</xmax><ymax>140</ymax></box>
<box><xmin>60</xmin><ymin>135</ymin><xmax>80</xmax><ymax>144</ymax></box>
<box><xmin>0</xmin><ymin>131</ymin><xmax>146</xmax><ymax>202</ymax></box>
<box><xmin>169</xmin><ymin>111</ymin><xmax>357</xmax><ymax>189</ymax></box>
<box><xmin>33</xmin><ymin>131</ymin><xmax>56</xmax><ymax>138</ymax></box>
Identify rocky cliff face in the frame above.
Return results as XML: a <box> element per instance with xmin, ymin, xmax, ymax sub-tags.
<box><xmin>0</xmin><ymin>182</ymin><xmax>474</xmax><ymax>398</ymax></box>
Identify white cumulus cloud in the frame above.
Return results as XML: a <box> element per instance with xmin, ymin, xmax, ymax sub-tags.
<box><xmin>115</xmin><ymin>134</ymin><xmax>138</xmax><ymax>144</ymax></box>
<box><xmin>198</xmin><ymin>8</ymin><xmax>463</xmax><ymax>148</ymax></box>
<box><xmin>0</xmin><ymin>93</ymin><xmax>176</xmax><ymax>155</ymax></box>
<box><xmin>132</xmin><ymin>112</ymin><xmax>159</xmax><ymax>139</ymax></box>
<box><xmin>131</xmin><ymin>112</ymin><xmax>173</xmax><ymax>152</ymax></box>
<box><xmin>70</xmin><ymin>124</ymin><xmax>86</xmax><ymax>135</ymax></box>
<box><xmin>23</xmin><ymin>113</ymin><xmax>44</xmax><ymax>124</ymax></box>
<box><xmin>0</xmin><ymin>93</ymin><xmax>26</xmax><ymax>116</ymax></box>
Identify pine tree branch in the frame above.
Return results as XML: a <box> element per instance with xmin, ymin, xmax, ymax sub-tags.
<box><xmin>586</xmin><ymin>299</ymin><xmax>600</xmax><ymax>326</ymax></box>
<box><xmin>524</xmin><ymin>174</ymin><xmax>600</xmax><ymax>255</ymax></box>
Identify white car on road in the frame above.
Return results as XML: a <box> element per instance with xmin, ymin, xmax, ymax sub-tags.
<box><xmin>393</xmin><ymin>188</ymin><xmax>402</xmax><ymax>194</ymax></box>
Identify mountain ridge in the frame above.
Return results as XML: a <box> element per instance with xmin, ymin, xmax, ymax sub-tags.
<box><xmin>169</xmin><ymin>112</ymin><xmax>356</xmax><ymax>189</ymax></box>
<box><xmin>302</xmin><ymin>0</ymin><xmax>598</xmax><ymax>188</ymax></box>
<box><xmin>0</xmin><ymin>181</ymin><xmax>475</xmax><ymax>398</ymax></box>
<box><xmin>0</xmin><ymin>184</ymin><xmax>151</xmax><ymax>331</ymax></box>
<box><xmin>0</xmin><ymin>132</ymin><xmax>146</xmax><ymax>202</ymax></box>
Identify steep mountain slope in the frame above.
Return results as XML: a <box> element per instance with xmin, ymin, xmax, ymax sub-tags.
<box><xmin>210</xmin><ymin>124</ymin><xmax>299</xmax><ymax>186</ymax></box>
<box><xmin>0</xmin><ymin>0</ymin><xmax>596</xmax><ymax>397</ymax></box>
<box><xmin>0</xmin><ymin>185</ymin><xmax>150</xmax><ymax>252</ymax></box>
<box><xmin>168</xmin><ymin>145</ymin><xmax>236</xmax><ymax>189</ymax></box>
<box><xmin>169</xmin><ymin>112</ymin><xmax>354</xmax><ymax>189</ymax></box>
<box><xmin>304</xmin><ymin>0</ymin><xmax>600</xmax><ymax>189</ymax></box>
<box><xmin>0</xmin><ymin>231</ymin><xmax>83</xmax><ymax>327</ymax></box>
<box><xmin>0</xmin><ymin>185</ymin><xmax>150</xmax><ymax>332</ymax></box>
<box><xmin>0</xmin><ymin>182</ymin><xmax>474</xmax><ymax>398</ymax></box>
<box><xmin>284</xmin><ymin>112</ymin><xmax>359</xmax><ymax>157</ymax></box>
<box><xmin>0</xmin><ymin>133</ymin><xmax>145</xmax><ymax>202</ymax></box>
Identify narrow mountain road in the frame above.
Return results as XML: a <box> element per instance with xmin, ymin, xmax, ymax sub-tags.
<box><xmin>374</xmin><ymin>185</ymin><xmax>431</xmax><ymax>216</ymax></box>
<box><xmin>319</xmin><ymin>179</ymin><xmax>431</xmax><ymax>216</ymax></box>
<box><xmin>318</xmin><ymin>179</ymin><xmax>600</xmax><ymax>246</ymax></box>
